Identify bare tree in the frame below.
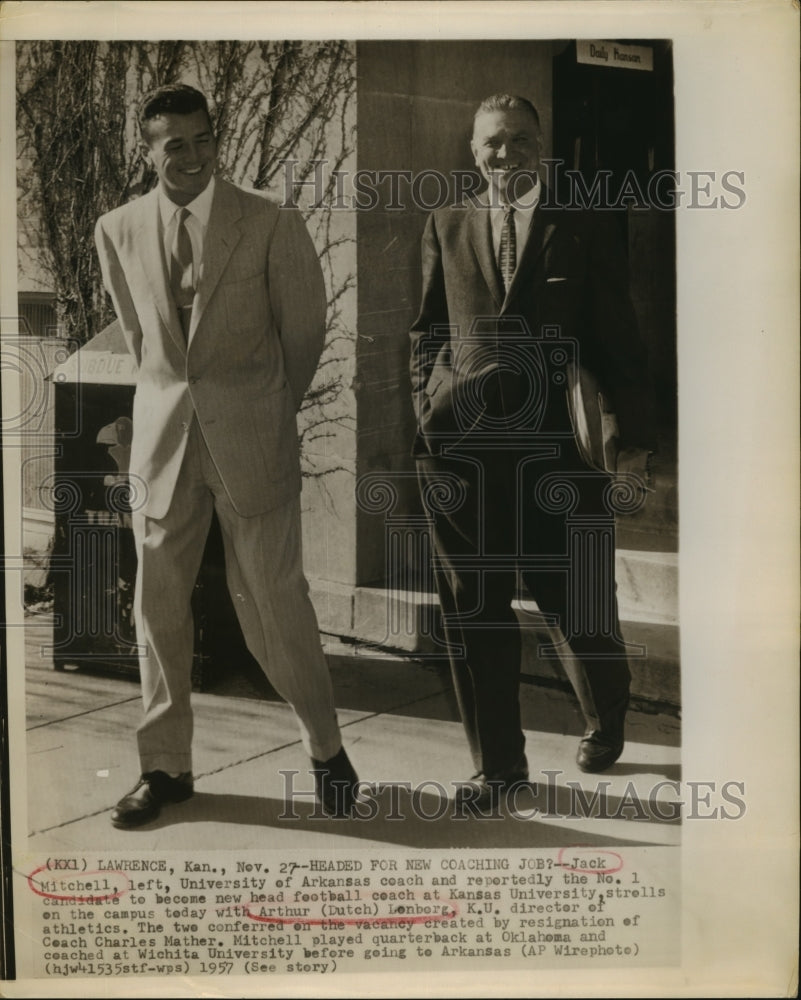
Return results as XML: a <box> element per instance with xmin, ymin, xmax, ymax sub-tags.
<box><xmin>16</xmin><ymin>40</ymin><xmax>357</xmax><ymax>482</ymax></box>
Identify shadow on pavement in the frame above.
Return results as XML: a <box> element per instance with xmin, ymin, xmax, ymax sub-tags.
<box><xmin>113</xmin><ymin>784</ymin><xmax>680</xmax><ymax>850</ymax></box>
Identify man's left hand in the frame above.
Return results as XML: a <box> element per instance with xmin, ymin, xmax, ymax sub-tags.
<box><xmin>616</xmin><ymin>446</ymin><xmax>655</xmax><ymax>497</ymax></box>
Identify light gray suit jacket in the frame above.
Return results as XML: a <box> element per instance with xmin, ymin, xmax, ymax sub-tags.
<box><xmin>95</xmin><ymin>178</ymin><xmax>326</xmax><ymax>519</ymax></box>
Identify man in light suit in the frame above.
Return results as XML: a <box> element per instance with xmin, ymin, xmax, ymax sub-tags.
<box><xmin>410</xmin><ymin>94</ymin><xmax>656</xmax><ymax>812</ymax></box>
<box><xmin>95</xmin><ymin>84</ymin><xmax>358</xmax><ymax>827</ymax></box>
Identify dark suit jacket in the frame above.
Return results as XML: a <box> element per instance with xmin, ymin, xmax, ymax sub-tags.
<box><xmin>409</xmin><ymin>191</ymin><xmax>656</xmax><ymax>460</ymax></box>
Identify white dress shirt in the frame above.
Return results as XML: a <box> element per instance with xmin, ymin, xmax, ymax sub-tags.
<box><xmin>489</xmin><ymin>175</ymin><xmax>541</xmax><ymax>268</ymax></box>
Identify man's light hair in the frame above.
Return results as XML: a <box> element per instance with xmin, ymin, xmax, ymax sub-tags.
<box><xmin>473</xmin><ymin>94</ymin><xmax>541</xmax><ymax>132</ymax></box>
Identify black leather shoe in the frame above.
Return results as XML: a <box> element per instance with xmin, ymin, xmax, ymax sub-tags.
<box><xmin>111</xmin><ymin>771</ymin><xmax>194</xmax><ymax>829</ymax></box>
<box><xmin>311</xmin><ymin>747</ymin><xmax>359</xmax><ymax>818</ymax></box>
<box><xmin>453</xmin><ymin>757</ymin><xmax>529</xmax><ymax>814</ymax></box>
<box><xmin>576</xmin><ymin>733</ymin><xmax>624</xmax><ymax>773</ymax></box>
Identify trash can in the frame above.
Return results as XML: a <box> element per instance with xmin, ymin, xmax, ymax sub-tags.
<box><xmin>48</xmin><ymin>321</ymin><xmax>253</xmax><ymax>690</ymax></box>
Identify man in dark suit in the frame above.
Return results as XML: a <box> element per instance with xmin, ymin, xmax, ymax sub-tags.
<box><xmin>95</xmin><ymin>84</ymin><xmax>358</xmax><ymax>827</ymax></box>
<box><xmin>410</xmin><ymin>93</ymin><xmax>655</xmax><ymax>812</ymax></box>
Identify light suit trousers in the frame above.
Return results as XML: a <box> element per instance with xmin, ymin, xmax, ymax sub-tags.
<box><xmin>131</xmin><ymin>418</ymin><xmax>343</xmax><ymax>773</ymax></box>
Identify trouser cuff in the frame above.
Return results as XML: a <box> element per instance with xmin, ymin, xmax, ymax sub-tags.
<box><xmin>139</xmin><ymin>754</ymin><xmax>193</xmax><ymax>775</ymax></box>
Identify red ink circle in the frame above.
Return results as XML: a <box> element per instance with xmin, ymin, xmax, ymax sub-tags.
<box><xmin>27</xmin><ymin>865</ymin><xmax>131</xmax><ymax>904</ymax></box>
<box><xmin>243</xmin><ymin>889</ymin><xmax>457</xmax><ymax>926</ymax></box>
<box><xmin>556</xmin><ymin>846</ymin><xmax>624</xmax><ymax>875</ymax></box>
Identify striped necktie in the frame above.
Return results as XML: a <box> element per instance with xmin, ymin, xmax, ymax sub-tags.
<box><xmin>498</xmin><ymin>205</ymin><xmax>517</xmax><ymax>293</ymax></box>
<box><xmin>170</xmin><ymin>207</ymin><xmax>194</xmax><ymax>339</ymax></box>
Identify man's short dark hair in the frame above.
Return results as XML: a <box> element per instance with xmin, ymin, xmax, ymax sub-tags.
<box><xmin>473</xmin><ymin>94</ymin><xmax>541</xmax><ymax>131</ymax></box>
<box><xmin>138</xmin><ymin>83</ymin><xmax>212</xmax><ymax>142</ymax></box>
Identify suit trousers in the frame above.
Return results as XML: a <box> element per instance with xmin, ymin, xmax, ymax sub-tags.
<box><xmin>417</xmin><ymin>443</ymin><xmax>631</xmax><ymax>777</ymax></box>
<box><xmin>132</xmin><ymin>418</ymin><xmax>342</xmax><ymax>773</ymax></box>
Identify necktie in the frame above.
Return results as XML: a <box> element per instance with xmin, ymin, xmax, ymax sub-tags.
<box><xmin>498</xmin><ymin>205</ymin><xmax>516</xmax><ymax>293</ymax></box>
<box><xmin>170</xmin><ymin>207</ymin><xmax>194</xmax><ymax>338</ymax></box>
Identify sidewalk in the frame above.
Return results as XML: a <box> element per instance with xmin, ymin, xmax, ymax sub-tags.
<box><xmin>23</xmin><ymin>611</ymin><xmax>681</xmax><ymax>853</ymax></box>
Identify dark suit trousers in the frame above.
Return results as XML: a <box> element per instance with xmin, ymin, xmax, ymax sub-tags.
<box><xmin>417</xmin><ymin>443</ymin><xmax>631</xmax><ymax>776</ymax></box>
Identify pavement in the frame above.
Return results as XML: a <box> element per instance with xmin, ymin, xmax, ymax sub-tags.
<box><xmin>23</xmin><ymin>610</ymin><xmax>681</xmax><ymax>852</ymax></box>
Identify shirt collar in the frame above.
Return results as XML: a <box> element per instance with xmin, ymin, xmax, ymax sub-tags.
<box><xmin>492</xmin><ymin>175</ymin><xmax>541</xmax><ymax>217</ymax></box>
<box><xmin>158</xmin><ymin>174</ymin><xmax>216</xmax><ymax>229</ymax></box>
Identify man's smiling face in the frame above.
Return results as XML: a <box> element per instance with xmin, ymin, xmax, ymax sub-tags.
<box><xmin>143</xmin><ymin>109</ymin><xmax>217</xmax><ymax>206</ymax></box>
<box><xmin>471</xmin><ymin>107</ymin><xmax>541</xmax><ymax>205</ymax></box>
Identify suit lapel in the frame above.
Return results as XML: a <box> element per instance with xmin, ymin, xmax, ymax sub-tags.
<box><xmin>503</xmin><ymin>195</ymin><xmax>561</xmax><ymax>310</ymax></box>
<box><xmin>468</xmin><ymin>199</ymin><xmax>504</xmax><ymax>309</ymax></box>
<box><xmin>133</xmin><ymin>190</ymin><xmax>185</xmax><ymax>353</ymax></box>
<box><xmin>189</xmin><ymin>179</ymin><xmax>244</xmax><ymax>343</ymax></box>
<box><xmin>467</xmin><ymin>189</ymin><xmax>562</xmax><ymax>314</ymax></box>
